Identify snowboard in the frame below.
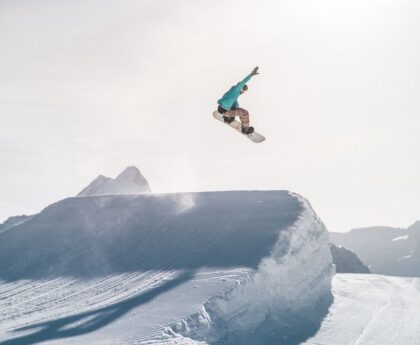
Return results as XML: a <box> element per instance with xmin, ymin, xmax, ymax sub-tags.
<box><xmin>213</xmin><ymin>111</ymin><xmax>265</xmax><ymax>143</ymax></box>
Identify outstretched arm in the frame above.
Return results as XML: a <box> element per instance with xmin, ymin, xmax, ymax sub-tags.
<box><xmin>236</xmin><ymin>66</ymin><xmax>259</xmax><ymax>89</ymax></box>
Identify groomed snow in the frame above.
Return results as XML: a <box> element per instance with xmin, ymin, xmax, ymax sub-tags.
<box><xmin>303</xmin><ymin>274</ymin><xmax>420</xmax><ymax>345</ymax></box>
<box><xmin>0</xmin><ymin>191</ymin><xmax>333</xmax><ymax>344</ymax></box>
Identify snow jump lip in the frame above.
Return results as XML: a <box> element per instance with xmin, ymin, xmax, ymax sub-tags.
<box><xmin>0</xmin><ymin>191</ymin><xmax>334</xmax><ymax>345</ymax></box>
<box><xmin>0</xmin><ymin>190</ymin><xmax>302</xmax><ymax>281</ymax></box>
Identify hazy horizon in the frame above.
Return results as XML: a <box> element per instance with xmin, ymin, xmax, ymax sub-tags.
<box><xmin>1</xmin><ymin>0</ymin><xmax>419</xmax><ymax>232</ymax></box>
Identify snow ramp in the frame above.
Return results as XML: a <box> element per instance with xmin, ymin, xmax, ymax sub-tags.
<box><xmin>0</xmin><ymin>191</ymin><xmax>334</xmax><ymax>345</ymax></box>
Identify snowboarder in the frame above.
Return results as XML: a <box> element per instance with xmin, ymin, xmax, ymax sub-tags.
<box><xmin>217</xmin><ymin>66</ymin><xmax>259</xmax><ymax>134</ymax></box>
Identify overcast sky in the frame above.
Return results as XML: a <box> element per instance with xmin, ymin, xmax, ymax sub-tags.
<box><xmin>1</xmin><ymin>0</ymin><xmax>419</xmax><ymax>231</ymax></box>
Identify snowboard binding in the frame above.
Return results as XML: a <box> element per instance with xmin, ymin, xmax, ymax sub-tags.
<box><xmin>223</xmin><ymin>116</ymin><xmax>235</xmax><ymax>124</ymax></box>
<box><xmin>241</xmin><ymin>126</ymin><xmax>254</xmax><ymax>135</ymax></box>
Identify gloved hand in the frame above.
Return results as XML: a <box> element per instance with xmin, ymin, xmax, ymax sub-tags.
<box><xmin>251</xmin><ymin>66</ymin><xmax>259</xmax><ymax>76</ymax></box>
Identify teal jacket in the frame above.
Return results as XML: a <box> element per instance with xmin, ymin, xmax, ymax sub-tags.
<box><xmin>217</xmin><ymin>74</ymin><xmax>253</xmax><ymax>110</ymax></box>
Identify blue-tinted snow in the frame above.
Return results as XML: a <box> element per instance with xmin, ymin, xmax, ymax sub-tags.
<box><xmin>0</xmin><ymin>191</ymin><xmax>334</xmax><ymax>344</ymax></box>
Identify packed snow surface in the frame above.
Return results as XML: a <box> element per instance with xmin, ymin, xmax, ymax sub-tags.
<box><xmin>303</xmin><ymin>274</ymin><xmax>420</xmax><ymax>345</ymax></box>
<box><xmin>0</xmin><ymin>191</ymin><xmax>333</xmax><ymax>344</ymax></box>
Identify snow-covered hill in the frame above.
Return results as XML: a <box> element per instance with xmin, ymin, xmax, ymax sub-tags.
<box><xmin>0</xmin><ymin>190</ymin><xmax>333</xmax><ymax>344</ymax></box>
<box><xmin>77</xmin><ymin>166</ymin><xmax>151</xmax><ymax>196</ymax></box>
<box><xmin>330</xmin><ymin>244</ymin><xmax>370</xmax><ymax>274</ymax></box>
<box><xmin>0</xmin><ymin>215</ymin><xmax>32</xmax><ymax>234</ymax></box>
<box><xmin>330</xmin><ymin>222</ymin><xmax>420</xmax><ymax>277</ymax></box>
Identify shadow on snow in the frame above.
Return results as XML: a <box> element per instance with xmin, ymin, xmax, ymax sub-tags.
<box><xmin>0</xmin><ymin>271</ymin><xmax>195</xmax><ymax>345</ymax></box>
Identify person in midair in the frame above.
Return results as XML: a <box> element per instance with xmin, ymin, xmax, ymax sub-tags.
<box><xmin>217</xmin><ymin>66</ymin><xmax>259</xmax><ymax>134</ymax></box>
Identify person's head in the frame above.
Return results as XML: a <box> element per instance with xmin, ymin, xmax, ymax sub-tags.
<box><xmin>240</xmin><ymin>84</ymin><xmax>248</xmax><ymax>94</ymax></box>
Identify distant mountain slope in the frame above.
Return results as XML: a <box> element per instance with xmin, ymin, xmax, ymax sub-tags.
<box><xmin>330</xmin><ymin>222</ymin><xmax>420</xmax><ymax>276</ymax></box>
<box><xmin>0</xmin><ymin>190</ymin><xmax>334</xmax><ymax>344</ymax></box>
<box><xmin>0</xmin><ymin>214</ymin><xmax>32</xmax><ymax>233</ymax></box>
<box><xmin>78</xmin><ymin>166</ymin><xmax>151</xmax><ymax>196</ymax></box>
<box><xmin>330</xmin><ymin>244</ymin><xmax>370</xmax><ymax>273</ymax></box>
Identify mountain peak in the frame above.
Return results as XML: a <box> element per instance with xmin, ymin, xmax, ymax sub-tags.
<box><xmin>121</xmin><ymin>165</ymin><xmax>139</xmax><ymax>173</ymax></box>
<box><xmin>408</xmin><ymin>220</ymin><xmax>420</xmax><ymax>232</ymax></box>
<box><xmin>92</xmin><ymin>174</ymin><xmax>112</xmax><ymax>183</ymax></box>
<box><xmin>77</xmin><ymin>166</ymin><xmax>151</xmax><ymax>196</ymax></box>
<box><xmin>116</xmin><ymin>166</ymin><xmax>143</xmax><ymax>181</ymax></box>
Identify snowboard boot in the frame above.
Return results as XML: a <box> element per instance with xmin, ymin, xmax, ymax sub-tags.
<box><xmin>223</xmin><ymin>116</ymin><xmax>235</xmax><ymax>124</ymax></box>
<box><xmin>242</xmin><ymin>126</ymin><xmax>254</xmax><ymax>134</ymax></box>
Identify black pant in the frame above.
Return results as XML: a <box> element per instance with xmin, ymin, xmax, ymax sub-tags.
<box><xmin>218</xmin><ymin>105</ymin><xmax>228</xmax><ymax>114</ymax></box>
<box><xmin>218</xmin><ymin>105</ymin><xmax>239</xmax><ymax>114</ymax></box>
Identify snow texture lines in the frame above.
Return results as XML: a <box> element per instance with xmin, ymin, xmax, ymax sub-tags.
<box><xmin>0</xmin><ymin>191</ymin><xmax>333</xmax><ymax>344</ymax></box>
<box><xmin>303</xmin><ymin>274</ymin><xmax>420</xmax><ymax>345</ymax></box>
